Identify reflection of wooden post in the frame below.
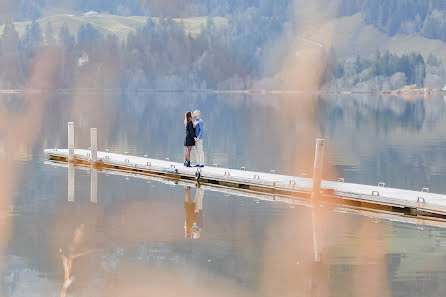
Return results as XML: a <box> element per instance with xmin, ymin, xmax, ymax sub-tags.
<box><xmin>90</xmin><ymin>170</ymin><xmax>97</xmax><ymax>203</ymax></box>
<box><xmin>90</xmin><ymin>128</ymin><xmax>97</xmax><ymax>162</ymax></box>
<box><xmin>312</xmin><ymin>206</ymin><xmax>320</xmax><ymax>262</ymax></box>
<box><xmin>68</xmin><ymin>122</ymin><xmax>74</xmax><ymax>162</ymax></box>
<box><xmin>68</xmin><ymin>162</ymin><xmax>75</xmax><ymax>202</ymax></box>
<box><xmin>311</xmin><ymin>139</ymin><xmax>324</xmax><ymax>263</ymax></box>
<box><xmin>311</xmin><ymin>139</ymin><xmax>324</xmax><ymax>201</ymax></box>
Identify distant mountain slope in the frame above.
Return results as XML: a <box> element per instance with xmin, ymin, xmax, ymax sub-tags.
<box><xmin>305</xmin><ymin>13</ymin><xmax>446</xmax><ymax>63</ymax></box>
<box><xmin>0</xmin><ymin>14</ymin><xmax>228</xmax><ymax>42</ymax></box>
<box><xmin>336</xmin><ymin>0</ymin><xmax>446</xmax><ymax>40</ymax></box>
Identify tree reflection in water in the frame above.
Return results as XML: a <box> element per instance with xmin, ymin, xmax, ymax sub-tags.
<box><xmin>60</xmin><ymin>224</ymin><xmax>93</xmax><ymax>297</ymax></box>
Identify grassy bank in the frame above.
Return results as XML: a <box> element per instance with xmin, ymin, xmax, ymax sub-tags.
<box><xmin>0</xmin><ymin>14</ymin><xmax>228</xmax><ymax>42</ymax></box>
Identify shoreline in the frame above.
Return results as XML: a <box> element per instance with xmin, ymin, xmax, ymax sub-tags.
<box><xmin>0</xmin><ymin>88</ymin><xmax>445</xmax><ymax>97</ymax></box>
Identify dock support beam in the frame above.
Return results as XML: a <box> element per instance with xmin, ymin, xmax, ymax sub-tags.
<box><xmin>68</xmin><ymin>122</ymin><xmax>74</xmax><ymax>162</ymax></box>
<box><xmin>90</xmin><ymin>128</ymin><xmax>97</xmax><ymax>162</ymax></box>
<box><xmin>311</xmin><ymin>139</ymin><xmax>325</xmax><ymax>201</ymax></box>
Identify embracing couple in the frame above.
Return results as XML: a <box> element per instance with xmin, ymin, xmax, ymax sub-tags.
<box><xmin>184</xmin><ymin>110</ymin><xmax>205</xmax><ymax>168</ymax></box>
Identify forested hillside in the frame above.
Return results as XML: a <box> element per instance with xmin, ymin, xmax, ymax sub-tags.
<box><xmin>325</xmin><ymin>51</ymin><xmax>446</xmax><ymax>91</ymax></box>
<box><xmin>0</xmin><ymin>5</ymin><xmax>290</xmax><ymax>90</ymax></box>
<box><xmin>337</xmin><ymin>0</ymin><xmax>446</xmax><ymax>41</ymax></box>
<box><xmin>1</xmin><ymin>0</ymin><xmax>446</xmax><ymax>91</ymax></box>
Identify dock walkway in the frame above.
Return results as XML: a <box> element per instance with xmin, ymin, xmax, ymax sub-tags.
<box><xmin>44</xmin><ymin>147</ymin><xmax>446</xmax><ymax>219</ymax></box>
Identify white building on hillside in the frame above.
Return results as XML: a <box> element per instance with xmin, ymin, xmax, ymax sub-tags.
<box><xmin>83</xmin><ymin>11</ymin><xmax>100</xmax><ymax>17</ymax></box>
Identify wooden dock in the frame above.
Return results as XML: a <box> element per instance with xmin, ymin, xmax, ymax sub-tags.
<box><xmin>44</xmin><ymin>123</ymin><xmax>446</xmax><ymax>220</ymax></box>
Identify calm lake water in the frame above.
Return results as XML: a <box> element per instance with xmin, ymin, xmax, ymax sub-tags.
<box><xmin>1</xmin><ymin>92</ymin><xmax>446</xmax><ymax>296</ymax></box>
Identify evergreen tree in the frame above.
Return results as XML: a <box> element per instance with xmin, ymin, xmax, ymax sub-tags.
<box><xmin>77</xmin><ymin>23</ymin><xmax>103</xmax><ymax>44</ymax></box>
<box><xmin>0</xmin><ymin>22</ymin><xmax>19</xmax><ymax>53</ymax></box>
<box><xmin>58</xmin><ymin>23</ymin><xmax>75</xmax><ymax>48</ymax></box>
<box><xmin>45</xmin><ymin>22</ymin><xmax>55</xmax><ymax>46</ymax></box>
<box><xmin>19</xmin><ymin>21</ymin><xmax>42</xmax><ymax>52</ymax></box>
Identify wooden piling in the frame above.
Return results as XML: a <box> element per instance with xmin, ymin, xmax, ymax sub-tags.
<box><xmin>68</xmin><ymin>122</ymin><xmax>74</xmax><ymax>162</ymax></box>
<box><xmin>90</xmin><ymin>128</ymin><xmax>97</xmax><ymax>162</ymax></box>
<box><xmin>311</xmin><ymin>139</ymin><xmax>325</xmax><ymax>201</ymax></box>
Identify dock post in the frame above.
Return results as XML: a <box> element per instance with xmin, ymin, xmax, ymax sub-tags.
<box><xmin>90</xmin><ymin>169</ymin><xmax>97</xmax><ymax>203</ymax></box>
<box><xmin>68</xmin><ymin>162</ymin><xmax>75</xmax><ymax>202</ymax></box>
<box><xmin>68</xmin><ymin>122</ymin><xmax>74</xmax><ymax>162</ymax></box>
<box><xmin>311</xmin><ymin>139</ymin><xmax>325</xmax><ymax>201</ymax></box>
<box><xmin>90</xmin><ymin>128</ymin><xmax>97</xmax><ymax>162</ymax></box>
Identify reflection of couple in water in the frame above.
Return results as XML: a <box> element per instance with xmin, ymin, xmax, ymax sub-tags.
<box><xmin>184</xmin><ymin>110</ymin><xmax>205</xmax><ymax>168</ymax></box>
<box><xmin>184</xmin><ymin>186</ymin><xmax>204</xmax><ymax>239</ymax></box>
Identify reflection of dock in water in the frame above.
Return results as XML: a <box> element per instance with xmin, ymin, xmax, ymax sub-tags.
<box><xmin>46</xmin><ymin>158</ymin><xmax>446</xmax><ymax>229</ymax></box>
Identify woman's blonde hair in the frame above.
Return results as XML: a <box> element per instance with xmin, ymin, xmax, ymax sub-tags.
<box><xmin>184</xmin><ymin>111</ymin><xmax>192</xmax><ymax>126</ymax></box>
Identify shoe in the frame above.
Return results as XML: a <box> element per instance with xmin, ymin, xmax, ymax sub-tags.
<box><xmin>184</xmin><ymin>160</ymin><xmax>188</xmax><ymax>167</ymax></box>
<box><xmin>187</xmin><ymin>160</ymin><xmax>191</xmax><ymax>167</ymax></box>
<box><xmin>199</xmin><ymin>165</ymin><xmax>204</xmax><ymax>167</ymax></box>
<box><xmin>194</xmin><ymin>164</ymin><xmax>200</xmax><ymax>167</ymax></box>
